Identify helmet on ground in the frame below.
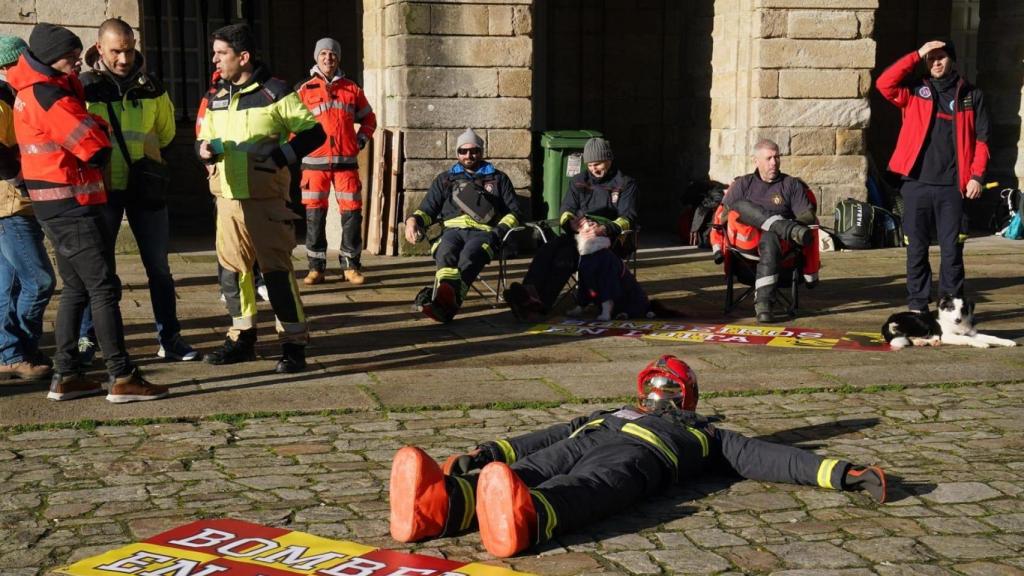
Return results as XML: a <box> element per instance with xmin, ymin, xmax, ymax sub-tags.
<box><xmin>636</xmin><ymin>355</ymin><xmax>698</xmax><ymax>412</ymax></box>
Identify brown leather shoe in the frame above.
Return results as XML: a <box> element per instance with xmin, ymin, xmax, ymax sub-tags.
<box><xmin>1</xmin><ymin>360</ymin><xmax>52</xmax><ymax>380</ymax></box>
<box><xmin>303</xmin><ymin>270</ymin><xmax>325</xmax><ymax>285</ymax></box>
<box><xmin>343</xmin><ymin>268</ymin><xmax>365</xmax><ymax>284</ymax></box>
<box><xmin>47</xmin><ymin>373</ymin><xmax>103</xmax><ymax>401</ymax></box>
<box><xmin>106</xmin><ymin>370</ymin><xmax>169</xmax><ymax>403</ymax></box>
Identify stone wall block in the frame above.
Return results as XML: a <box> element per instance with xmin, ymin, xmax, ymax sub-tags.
<box><xmin>488</xmin><ymin>6</ymin><xmax>513</xmax><ymax>36</ymax></box>
<box><xmin>430</xmin><ymin>4</ymin><xmax>488</xmax><ymax>36</ymax></box>
<box><xmin>749</xmin><ymin>129</ymin><xmax>792</xmax><ymax>155</ymax></box>
<box><xmin>752</xmin><ymin>70</ymin><xmax>779</xmax><ymax>98</ymax></box>
<box><xmin>755</xmin><ymin>98</ymin><xmax>870</xmax><ymax>128</ymax></box>
<box><xmin>497</xmin><ymin>68</ymin><xmax>531</xmax><ymax>97</ymax></box>
<box><xmin>401</xmin><ymin>37</ymin><xmax>531</xmax><ymax>67</ymax></box>
<box><xmin>785</xmin><ymin>155</ymin><xmax>867</xmax><ymax>185</ymax></box>
<box><xmin>836</xmin><ymin>128</ymin><xmax>865</xmax><ymax>155</ymax></box>
<box><xmin>757</xmin><ymin>0</ymin><xmax>878</xmax><ymax>8</ymax></box>
<box><xmin>755</xmin><ymin>9</ymin><xmax>786</xmax><ymax>38</ymax></box>
<box><xmin>790</xmin><ymin>128</ymin><xmax>836</xmax><ymax>155</ymax></box>
<box><xmin>512</xmin><ymin>6</ymin><xmax>532</xmax><ymax>36</ymax></box>
<box><xmin>0</xmin><ymin>1</ymin><xmax>34</xmax><ymax>22</ymax></box>
<box><xmin>485</xmin><ymin>129</ymin><xmax>531</xmax><ymax>158</ymax></box>
<box><xmin>400</xmin><ymin>67</ymin><xmax>499</xmax><ymax>98</ymax></box>
<box><xmin>106</xmin><ymin>0</ymin><xmax>140</xmax><ymax>24</ymax></box>
<box><xmin>404</xmin><ymin>130</ymin><xmax>449</xmax><ymax>159</ymax></box>
<box><xmin>36</xmin><ymin>0</ymin><xmax>107</xmax><ymax>26</ymax></box>
<box><xmin>759</xmin><ymin>38</ymin><xmax>875</xmax><ymax>68</ymax></box>
<box><xmin>787</xmin><ymin>10</ymin><xmax>858</xmax><ymax>39</ymax></box>
<box><xmin>399</xmin><ymin>98</ymin><xmax>532</xmax><ymax>129</ymax></box>
<box><xmin>858</xmin><ymin>70</ymin><xmax>873</xmax><ymax>97</ymax></box>
<box><xmin>385</xmin><ymin>2</ymin><xmax>429</xmax><ymax>36</ymax></box>
<box><xmin>856</xmin><ymin>11</ymin><xmax>874</xmax><ymax>37</ymax></box>
<box><xmin>778</xmin><ymin>69</ymin><xmax>859</xmax><ymax>98</ymax></box>
<box><xmin>0</xmin><ymin>23</ymin><xmax>33</xmax><ymax>39</ymax></box>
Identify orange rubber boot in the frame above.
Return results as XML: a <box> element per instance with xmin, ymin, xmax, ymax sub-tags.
<box><xmin>389</xmin><ymin>446</ymin><xmax>449</xmax><ymax>542</ymax></box>
<box><xmin>476</xmin><ymin>462</ymin><xmax>537</xmax><ymax>558</ymax></box>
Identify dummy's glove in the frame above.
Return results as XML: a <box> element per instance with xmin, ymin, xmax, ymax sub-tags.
<box><xmin>443</xmin><ymin>448</ymin><xmax>493</xmax><ymax>475</ymax></box>
<box><xmin>357</xmin><ymin>133</ymin><xmax>369</xmax><ymax>150</ymax></box>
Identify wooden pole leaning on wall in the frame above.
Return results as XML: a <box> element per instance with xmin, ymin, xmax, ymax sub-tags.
<box><xmin>385</xmin><ymin>130</ymin><xmax>403</xmax><ymax>256</ymax></box>
<box><xmin>366</xmin><ymin>128</ymin><xmax>391</xmax><ymax>255</ymax></box>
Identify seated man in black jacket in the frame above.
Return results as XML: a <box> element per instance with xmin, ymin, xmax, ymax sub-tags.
<box><xmin>405</xmin><ymin>128</ymin><xmax>524</xmax><ymax>322</ymax></box>
<box><xmin>505</xmin><ymin>137</ymin><xmax>637</xmax><ymax>318</ymax></box>
<box><xmin>389</xmin><ymin>355</ymin><xmax>888</xmax><ymax>558</ymax></box>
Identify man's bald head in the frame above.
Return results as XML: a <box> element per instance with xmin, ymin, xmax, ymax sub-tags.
<box><xmin>95</xmin><ymin>18</ymin><xmax>136</xmax><ymax>77</ymax></box>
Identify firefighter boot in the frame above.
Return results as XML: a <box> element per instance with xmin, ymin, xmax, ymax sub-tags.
<box><xmin>731</xmin><ymin>200</ymin><xmax>812</xmax><ymax>246</ymax></box>
<box><xmin>390</xmin><ymin>446</ymin><xmax>449</xmax><ymax>542</ymax></box>
<box><xmin>476</xmin><ymin>462</ymin><xmax>538</xmax><ymax>558</ymax></box>
<box><xmin>843</xmin><ymin>465</ymin><xmax>887</xmax><ymax>504</ymax></box>
<box><xmin>275</xmin><ymin>343</ymin><xmax>306</xmax><ymax>374</ymax></box>
<box><xmin>768</xmin><ymin>219</ymin><xmax>813</xmax><ymax>247</ymax></box>
<box><xmin>341</xmin><ymin>256</ymin><xmax>365</xmax><ymax>285</ymax></box>
<box><xmin>205</xmin><ymin>329</ymin><xmax>257</xmax><ymax>365</ymax></box>
<box><xmin>421</xmin><ymin>281</ymin><xmax>459</xmax><ymax>323</ymax></box>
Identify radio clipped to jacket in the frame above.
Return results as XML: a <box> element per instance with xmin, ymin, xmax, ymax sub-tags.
<box><xmin>452</xmin><ymin>179</ymin><xmax>496</xmax><ymax>224</ymax></box>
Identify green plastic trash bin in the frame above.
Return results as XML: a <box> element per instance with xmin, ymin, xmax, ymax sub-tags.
<box><xmin>539</xmin><ymin>129</ymin><xmax>602</xmax><ymax>220</ymax></box>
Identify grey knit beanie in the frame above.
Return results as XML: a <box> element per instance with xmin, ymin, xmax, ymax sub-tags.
<box><xmin>456</xmin><ymin>128</ymin><xmax>484</xmax><ymax>151</ymax></box>
<box><xmin>313</xmin><ymin>37</ymin><xmax>341</xmax><ymax>61</ymax></box>
<box><xmin>583</xmin><ymin>138</ymin><xmax>613</xmax><ymax>163</ymax></box>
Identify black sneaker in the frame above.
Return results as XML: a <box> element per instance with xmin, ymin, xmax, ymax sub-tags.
<box><xmin>205</xmin><ymin>336</ymin><xmax>256</xmax><ymax>365</ymax></box>
<box><xmin>844</xmin><ymin>465</ymin><xmax>887</xmax><ymax>504</ymax></box>
<box><xmin>788</xmin><ymin>223</ymin><xmax>813</xmax><ymax>246</ymax></box>
<box><xmin>275</xmin><ymin>343</ymin><xmax>306</xmax><ymax>373</ymax></box>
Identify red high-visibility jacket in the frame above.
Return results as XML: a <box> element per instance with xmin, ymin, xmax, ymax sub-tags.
<box><xmin>7</xmin><ymin>52</ymin><xmax>110</xmax><ymax>212</ymax></box>
<box><xmin>875</xmin><ymin>51</ymin><xmax>990</xmax><ymax>194</ymax></box>
<box><xmin>710</xmin><ymin>188</ymin><xmax>821</xmax><ymax>282</ymax></box>
<box><xmin>296</xmin><ymin>69</ymin><xmax>375</xmax><ymax>171</ymax></box>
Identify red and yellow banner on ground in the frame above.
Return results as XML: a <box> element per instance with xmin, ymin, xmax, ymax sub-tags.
<box><xmin>56</xmin><ymin>519</ymin><xmax>535</xmax><ymax>576</ymax></box>
<box><xmin>528</xmin><ymin>319</ymin><xmax>890</xmax><ymax>351</ymax></box>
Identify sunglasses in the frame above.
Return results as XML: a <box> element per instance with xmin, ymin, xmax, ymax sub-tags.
<box><xmin>457</xmin><ymin>148</ymin><xmax>481</xmax><ymax>155</ymax></box>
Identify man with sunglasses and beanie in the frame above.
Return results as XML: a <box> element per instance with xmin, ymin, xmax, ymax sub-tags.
<box><xmin>405</xmin><ymin>128</ymin><xmax>524</xmax><ymax>323</ymax></box>
<box><xmin>8</xmin><ymin>23</ymin><xmax>168</xmax><ymax>402</ymax></box>
<box><xmin>197</xmin><ymin>23</ymin><xmax>325</xmax><ymax>373</ymax></box>
<box><xmin>296</xmin><ymin>37</ymin><xmax>376</xmax><ymax>286</ymax></box>
<box><xmin>389</xmin><ymin>354</ymin><xmax>888</xmax><ymax>558</ymax></box>
<box><xmin>877</xmin><ymin>39</ymin><xmax>989</xmax><ymax>314</ymax></box>
<box><xmin>505</xmin><ymin>137</ymin><xmax>637</xmax><ymax>319</ymax></box>
<box><xmin>0</xmin><ymin>35</ymin><xmax>56</xmax><ymax>381</ymax></box>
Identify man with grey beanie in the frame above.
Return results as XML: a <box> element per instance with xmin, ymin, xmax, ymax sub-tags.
<box><xmin>405</xmin><ymin>128</ymin><xmax>524</xmax><ymax>322</ymax></box>
<box><xmin>296</xmin><ymin>37</ymin><xmax>376</xmax><ymax>286</ymax></box>
<box><xmin>505</xmin><ymin>137</ymin><xmax>638</xmax><ymax>319</ymax></box>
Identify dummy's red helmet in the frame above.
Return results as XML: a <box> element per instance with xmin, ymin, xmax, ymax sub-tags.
<box><xmin>636</xmin><ymin>355</ymin><xmax>698</xmax><ymax>412</ymax></box>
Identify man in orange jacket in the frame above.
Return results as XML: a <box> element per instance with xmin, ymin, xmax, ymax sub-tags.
<box><xmin>295</xmin><ymin>38</ymin><xmax>376</xmax><ymax>286</ymax></box>
<box><xmin>8</xmin><ymin>23</ymin><xmax>167</xmax><ymax>402</ymax></box>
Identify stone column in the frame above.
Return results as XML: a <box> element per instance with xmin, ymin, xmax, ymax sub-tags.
<box><xmin>372</xmin><ymin>1</ymin><xmax>532</xmax><ymax>255</ymax></box>
<box><xmin>710</xmin><ymin>0</ymin><xmax>876</xmax><ymax>215</ymax></box>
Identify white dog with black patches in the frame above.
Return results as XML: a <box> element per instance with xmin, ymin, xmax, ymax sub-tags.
<box><xmin>882</xmin><ymin>295</ymin><xmax>1018</xmax><ymax>349</ymax></box>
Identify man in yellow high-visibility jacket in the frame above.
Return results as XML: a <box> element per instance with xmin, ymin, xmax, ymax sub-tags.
<box><xmin>79</xmin><ymin>18</ymin><xmax>198</xmax><ymax>364</ymax></box>
<box><xmin>197</xmin><ymin>23</ymin><xmax>325</xmax><ymax>373</ymax></box>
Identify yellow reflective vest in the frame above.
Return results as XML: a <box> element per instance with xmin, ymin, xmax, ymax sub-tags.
<box><xmin>81</xmin><ymin>50</ymin><xmax>175</xmax><ymax>192</ymax></box>
<box><xmin>197</xmin><ymin>66</ymin><xmax>320</xmax><ymax>200</ymax></box>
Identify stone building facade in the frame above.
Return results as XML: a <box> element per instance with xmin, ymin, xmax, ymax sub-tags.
<box><xmin>3</xmin><ymin>0</ymin><xmax>1021</xmax><ymax>253</ymax></box>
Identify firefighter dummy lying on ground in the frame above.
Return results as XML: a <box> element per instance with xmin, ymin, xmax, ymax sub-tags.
<box><xmin>710</xmin><ymin>139</ymin><xmax>821</xmax><ymax>324</ymax></box>
<box><xmin>404</xmin><ymin>128</ymin><xmax>524</xmax><ymax>323</ymax></box>
<box><xmin>389</xmin><ymin>355</ymin><xmax>887</xmax><ymax>558</ymax></box>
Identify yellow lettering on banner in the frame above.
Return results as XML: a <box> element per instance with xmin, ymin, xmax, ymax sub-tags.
<box><xmin>246</xmin><ymin>530</ymin><xmax>373</xmax><ymax>571</ymax></box>
<box><xmin>460</xmin><ymin>562</ymin><xmax>541</xmax><ymax>575</ymax></box>
<box><xmin>58</xmin><ymin>543</ymin><xmax>219</xmax><ymax>576</ymax></box>
<box><xmin>767</xmin><ymin>337</ymin><xmax>838</xmax><ymax>349</ymax></box>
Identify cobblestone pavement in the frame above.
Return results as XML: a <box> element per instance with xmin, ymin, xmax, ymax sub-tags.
<box><xmin>3</xmin><ymin>381</ymin><xmax>1023</xmax><ymax>575</ymax></box>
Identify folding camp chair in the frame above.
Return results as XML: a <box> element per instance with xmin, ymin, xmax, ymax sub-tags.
<box><xmin>723</xmin><ymin>244</ymin><xmax>804</xmax><ymax>317</ymax></box>
<box><xmin>471</xmin><ymin>225</ymin><xmax>526</xmax><ymax>306</ymax></box>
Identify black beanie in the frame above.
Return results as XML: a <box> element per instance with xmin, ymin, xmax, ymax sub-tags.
<box><xmin>29</xmin><ymin>23</ymin><xmax>83</xmax><ymax>66</ymax></box>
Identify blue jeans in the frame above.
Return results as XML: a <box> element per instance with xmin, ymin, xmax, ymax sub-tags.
<box><xmin>0</xmin><ymin>215</ymin><xmax>56</xmax><ymax>364</ymax></box>
<box><xmin>80</xmin><ymin>201</ymin><xmax>180</xmax><ymax>346</ymax></box>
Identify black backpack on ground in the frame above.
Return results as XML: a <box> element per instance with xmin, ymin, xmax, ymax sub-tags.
<box><xmin>833</xmin><ymin>198</ymin><xmax>875</xmax><ymax>249</ymax></box>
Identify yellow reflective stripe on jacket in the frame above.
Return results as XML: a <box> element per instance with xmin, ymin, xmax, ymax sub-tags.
<box><xmin>453</xmin><ymin>475</ymin><xmax>475</xmax><ymax>531</ymax></box>
<box><xmin>86</xmin><ymin>92</ymin><xmax>175</xmax><ymax>190</ymax></box>
<box><xmin>559</xmin><ymin>211</ymin><xmax>574</xmax><ymax>226</ymax></box>
<box><xmin>613</xmin><ymin>217</ymin><xmax>632</xmax><ymax>232</ymax></box>
<box><xmin>444</xmin><ymin>214</ymin><xmax>494</xmax><ymax>231</ymax></box>
<box><xmin>495</xmin><ymin>439</ymin><xmax>516</xmax><ymax>464</ymax></box>
<box><xmin>530</xmin><ymin>490</ymin><xmax>558</xmax><ymax>542</ymax></box>
<box><xmin>816</xmin><ymin>458</ymin><xmax>840</xmax><ymax>489</ymax></box>
<box><xmin>414</xmin><ymin>209</ymin><xmax>433</xmax><ymax>227</ymax></box>
<box><xmin>686</xmin><ymin>426</ymin><xmax>709</xmax><ymax>458</ymax></box>
<box><xmin>435</xmin><ymin>267</ymin><xmax>461</xmax><ymax>282</ymax></box>
<box><xmin>498</xmin><ymin>213</ymin><xmax>519</xmax><ymax>228</ymax></box>
<box><xmin>569</xmin><ymin>419</ymin><xmax>604</xmax><ymax>438</ymax></box>
<box><xmin>482</xmin><ymin>242</ymin><xmax>494</xmax><ymax>260</ymax></box>
<box><xmin>621</xmin><ymin>423</ymin><xmax>679</xmax><ymax>473</ymax></box>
